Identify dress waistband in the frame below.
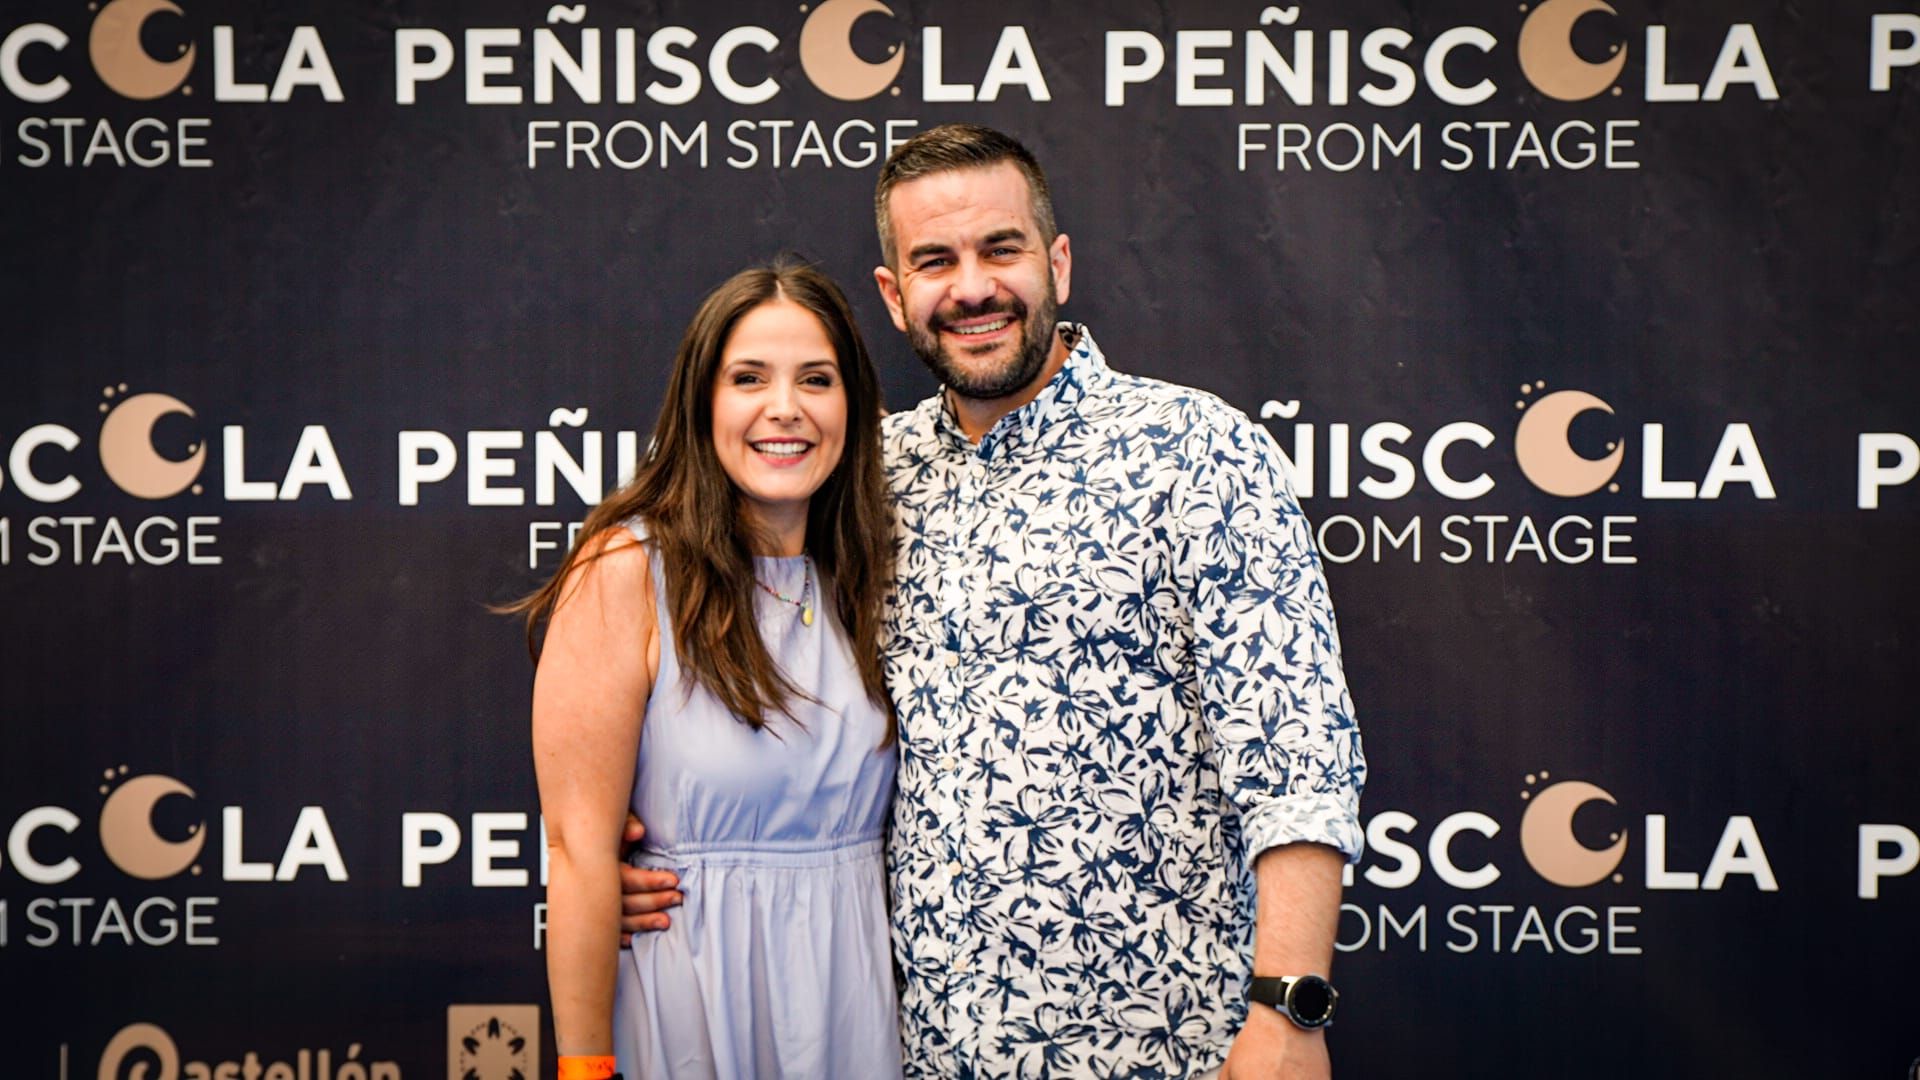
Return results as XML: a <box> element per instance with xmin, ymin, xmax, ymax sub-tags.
<box><xmin>629</xmin><ymin>834</ymin><xmax>883</xmax><ymax>870</ymax></box>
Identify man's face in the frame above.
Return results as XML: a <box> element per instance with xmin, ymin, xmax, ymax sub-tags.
<box><xmin>874</xmin><ymin>162</ymin><xmax>1072</xmax><ymax>401</ymax></box>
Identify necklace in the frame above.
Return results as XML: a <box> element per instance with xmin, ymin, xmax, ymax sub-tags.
<box><xmin>755</xmin><ymin>556</ymin><xmax>815</xmax><ymax>626</ymax></box>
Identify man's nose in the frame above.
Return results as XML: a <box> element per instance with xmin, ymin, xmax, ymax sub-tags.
<box><xmin>949</xmin><ymin>255</ymin><xmax>997</xmax><ymax>308</ymax></box>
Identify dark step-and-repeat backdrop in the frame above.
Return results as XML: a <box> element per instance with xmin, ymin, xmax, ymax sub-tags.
<box><xmin>2</xmin><ymin>1</ymin><xmax>1915</xmax><ymax>1077</ymax></box>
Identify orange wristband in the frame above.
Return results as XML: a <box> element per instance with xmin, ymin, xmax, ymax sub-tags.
<box><xmin>557</xmin><ymin>1055</ymin><xmax>617</xmax><ymax>1080</ymax></box>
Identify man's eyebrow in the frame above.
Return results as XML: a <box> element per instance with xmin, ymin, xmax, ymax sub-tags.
<box><xmin>906</xmin><ymin>229</ymin><xmax>1030</xmax><ymax>262</ymax></box>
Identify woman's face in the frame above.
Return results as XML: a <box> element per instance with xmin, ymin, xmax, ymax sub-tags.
<box><xmin>709</xmin><ymin>297</ymin><xmax>848</xmax><ymax>537</ymax></box>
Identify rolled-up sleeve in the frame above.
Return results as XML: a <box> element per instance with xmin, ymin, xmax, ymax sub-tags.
<box><xmin>1175</xmin><ymin>408</ymin><xmax>1368</xmax><ymax>864</ymax></box>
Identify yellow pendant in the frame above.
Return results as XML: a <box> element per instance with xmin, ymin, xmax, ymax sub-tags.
<box><xmin>802</xmin><ymin>605</ymin><xmax>815</xmax><ymax>627</ymax></box>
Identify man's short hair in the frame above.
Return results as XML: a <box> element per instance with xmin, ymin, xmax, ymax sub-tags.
<box><xmin>873</xmin><ymin>123</ymin><xmax>1057</xmax><ymax>268</ymax></box>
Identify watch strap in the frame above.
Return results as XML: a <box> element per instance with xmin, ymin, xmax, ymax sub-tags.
<box><xmin>1248</xmin><ymin>975</ymin><xmax>1291</xmax><ymax>1009</ymax></box>
<box><xmin>1249</xmin><ymin>974</ymin><xmax>1337</xmax><ymax>1028</ymax></box>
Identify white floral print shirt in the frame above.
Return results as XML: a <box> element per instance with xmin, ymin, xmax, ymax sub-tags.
<box><xmin>882</xmin><ymin>325</ymin><xmax>1366</xmax><ymax>1078</ymax></box>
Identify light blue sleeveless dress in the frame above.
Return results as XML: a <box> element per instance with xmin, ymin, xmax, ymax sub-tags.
<box><xmin>613</xmin><ymin>536</ymin><xmax>901</xmax><ymax>1079</ymax></box>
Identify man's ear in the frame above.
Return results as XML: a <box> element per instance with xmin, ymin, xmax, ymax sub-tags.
<box><xmin>874</xmin><ymin>264</ymin><xmax>909</xmax><ymax>333</ymax></box>
<box><xmin>1049</xmin><ymin>232</ymin><xmax>1072</xmax><ymax>307</ymax></box>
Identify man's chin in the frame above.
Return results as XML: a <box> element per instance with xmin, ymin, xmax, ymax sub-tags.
<box><xmin>948</xmin><ymin>337</ymin><xmax>1017</xmax><ymax>365</ymax></box>
<box><xmin>947</xmin><ymin>361</ymin><xmax>1048</xmax><ymax>402</ymax></box>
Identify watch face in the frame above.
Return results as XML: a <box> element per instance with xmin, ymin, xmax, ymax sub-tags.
<box><xmin>1288</xmin><ymin>977</ymin><xmax>1334</xmax><ymax>1025</ymax></box>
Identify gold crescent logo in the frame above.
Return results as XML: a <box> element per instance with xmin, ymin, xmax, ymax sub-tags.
<box><xmin>99</xmin><ymin>773</ymin><xmax>205</xmax><ymax>881</ymax></box>
<box><xmin>89</xmin><ymin>0</ymin><xmax>195</xmax><ymax>101</ymax></box>
<box><xmin>1519</xmin><ymin>778</ymin><xmax>1629</xmax><ymax>887</ymax></box>
<box><xmin>1513</xmin><ymin>386</ymin><xmax>1624</xmax><ymax>497</ymax></box>
<box><xmin>1517</xmin><ymin>0</ymin><xmax>1627</xmax><ymax>102</ymax></box>
<box><xmin>799</xmin><ymin>0</ymin><xmax>905</xmax><ymax>101</ymax></box>
<box><xmin>97</xmin><ymin>392</ymin><xmax>206</xmax><ymax>500</ymax></box>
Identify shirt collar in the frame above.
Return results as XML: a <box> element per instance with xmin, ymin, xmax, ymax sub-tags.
<box><xmin>935</xmin><ymin>323</ymin><xmax>1107</xmax><ymax>460</ymax></box>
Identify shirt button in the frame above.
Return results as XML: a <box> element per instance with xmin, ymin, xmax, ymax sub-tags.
<box><xmin>939</xmin><ymin>755</ymin><xmax>957</xmax><ymax>772</ymax></box>
<box><xmin>945</xmin><ymin>654</ymin><xmax>960</xmax><ymax>668</ymax></box>
<box><xmin>947</xmin><ymin>860</ymin><xmax>963</xmax><ymax>877</ymax></box>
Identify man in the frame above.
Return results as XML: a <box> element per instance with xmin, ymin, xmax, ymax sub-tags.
<box><xmin>623</xmin><ymin>124</ymin><xmax>1365</xmax><ymax>1078</ymax></box>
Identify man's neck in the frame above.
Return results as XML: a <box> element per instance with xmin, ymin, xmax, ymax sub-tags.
<box><xmin>948</xmin><ymin>331</ymin><xmax>1074</xmax><ymax>444</ymax></box>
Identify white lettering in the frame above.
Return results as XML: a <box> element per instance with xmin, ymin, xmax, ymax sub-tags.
<box><xmin>1870</xmin><ymin>14</ymin><xmax>1920</xmax><ymax>91</ymax></box>
<box><xmin>1857</xmin><ymin>823</ymin><xmax>1919</xmax><ymax>899</ymax></box>
<box><xmin>401</xmin><ymin>812</ymin><xmax>461</xmax><ymax>887</ymax></box>
<box><xmin>1857</xmin><ymin>433</ymin><xmax>1918</xmax><ymax>509</ymax></box>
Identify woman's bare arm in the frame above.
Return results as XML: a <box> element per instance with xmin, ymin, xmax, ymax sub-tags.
<box><xmin>532</xmin><ymin>530</ymin><xmax>657</xmax><ymax>1055</ymax></box>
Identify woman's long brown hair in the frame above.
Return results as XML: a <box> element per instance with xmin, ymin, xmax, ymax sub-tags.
<box><xmin>504</xmin><ymin>260</ymin><xmax>893</xmax><ymax>738</ymax></box>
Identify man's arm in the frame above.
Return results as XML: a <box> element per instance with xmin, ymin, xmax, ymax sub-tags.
<box><xmin>1173</xmin><ymin>404</ymin><xmax>1366</xmax><ymax>1078</ymax></box>
<box><xmin>1223</xmin><ymin>843</ymin><xmax>1344</xmax><ymax>1080</ymax></box>
<box><xmin>616</xmin><ymin>814</ymin><xmax>681</xmax><ymax>944</ymax></box>
<box><xmin>1175</xmin><ymin>405</ymin><xmax>1366</xmax><ymax>860</ymax></box>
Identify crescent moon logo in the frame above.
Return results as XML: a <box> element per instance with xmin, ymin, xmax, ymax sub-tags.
<box><xmin>799</xmin><ymin>0</ymin><xmax>905</xmax><ymax>102</ymax></box>
<box><xmin>99</xmin><ymin>774</ymin><xmax>204</xmax><ymax>880</ymax></box>
<box><xmin>90</xmin><ymin>0</ymin><xmax>196</xmax><ymax>101</ymax></box>
<box><xmin>1517</xmin><ymin>0</ymin><xmax>1627</xmax><ymax>102</ymax></box>
<box><xmin>1513</xmin><ymin>388</ymin><xmax>1624</xmax><ymax>497</ymax></box>
<box><xmin>98</xmin><ymin>392</ymin><xmax>206</xmax><ymax>500</ymax></box>
<box><xmin>1519</xmin><ymin>780</ymin><xmax>1628</xmax><ymax>887</ymax></box>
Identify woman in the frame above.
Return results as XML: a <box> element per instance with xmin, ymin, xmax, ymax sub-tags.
<box><xmin>512</xmin><ymin>262</ymin><xmax>899</xmax><ymax>1079</ymax></box>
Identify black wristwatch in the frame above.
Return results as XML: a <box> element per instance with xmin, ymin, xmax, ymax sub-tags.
<box><xmin>1249</xmin><ymin>974</ymin><xmax>1338</xmax><ymax>1029</ymax></box>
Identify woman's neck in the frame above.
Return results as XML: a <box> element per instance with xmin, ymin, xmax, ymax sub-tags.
<box><xmin>740</xmin><ymin>504</ymin><xmax>808</xmax><ymax>557</ymax></box>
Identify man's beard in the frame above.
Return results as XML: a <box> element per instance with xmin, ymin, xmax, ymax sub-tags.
<box><xmin>907</xmin><ymin>282</ymin><xmax>1059</xmax><ymax>401</ymax></box>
